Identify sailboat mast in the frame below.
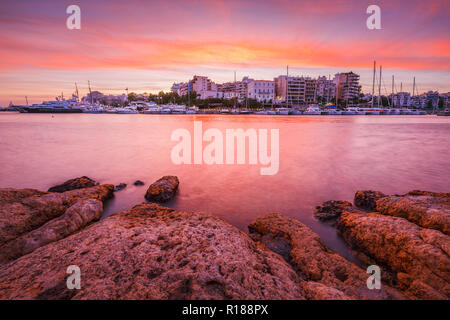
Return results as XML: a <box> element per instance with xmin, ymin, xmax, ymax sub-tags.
<box><xmin>234</xmin><ymin>71</ymin><xmax>237</xmax><ymax>109</ymax></box>
<box><xmin>412</xmin><ymin>77</ymin><xmax>416</xmax><ymax>97</ymax></box>
<box><xmin>391</xmin><ymin>75</ymin><xmax>394</xmax><ymax>107</ymax></box>
<box><xmin>286</xmin><ymin>65</ymin><xmax>289</xmax><ymax>108</ymax></box>
<box><xmin>378</xmin><ymin>65</ymin><xmax>382</xmax><ymax>107</ymax></box>
<box><xmin>75</xmin><ymin>83</ymin><xmax>79</xmax><ymax>102</ymax></box>
<box><xmin>327</xmin><ymin>74</ymin><xmax>330</xmax><ymax>104</ymax></box>
<box><xmin>88</xmin><ymin>80</ymin><xmax>93</xmax><ymax>104</ymax></box>
<box><xmin>371</xmin><ymin>60</ymin><xmax>376</xmax><ymax>107</ymax></box>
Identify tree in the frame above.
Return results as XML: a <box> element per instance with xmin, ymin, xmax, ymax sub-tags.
<box><xmin>128</xmin><ymin>92</ymin><xmax>138</xmax><ymax>102</ymax></box>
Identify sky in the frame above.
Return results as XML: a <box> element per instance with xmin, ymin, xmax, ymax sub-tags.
<box><xmin>0</xmin><ymin>0</ymin><xmax>449</xmax><ymax>106</ymax></box>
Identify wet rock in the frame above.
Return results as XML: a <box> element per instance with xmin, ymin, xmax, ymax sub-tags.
<box><xmin>0</xmin><ymin>188</ymin><xmax>48</xmax><ymax>204</ymax></box>
<box><xmin>0</xmin><ymin>204</ymin><xmax>304</xmax><ymax>300</ymax></box>
<box><xmin>354</xmin><ymin>190</ymin><xmax>386</xmax><ymax>211</ymax></box>
<box><xmin>248</xmin><ymin>212</ymin><xmax>400</xmax><ymax>300</ymax></box>
<box><xmin>133</xmin><ymin>180</ymin><xmax>145</xmax><ymax>186</ymax></box>
<box><xmin>314</xmin><ymin>200</ymin><xmax>353</xmax><ymax>221</ymax></box>
<box><xmin>376</xmin><ymin>191</ymin><xmax>450</xmax><ymax>236</ymax></box>
<box><xmin>114</xmin><ymin>183</ymin><xmax>127</xmax><ymax>191</ymax></box>
<box><xmin>145</xmin><ymin>176</ymin><xmax>179</xmax><ymax>203</ymax></box>
<box><xmin>337</xmin><ymin>210</ymin><xmax>450</xmax><ymax>299</ymax></box>
<box><xmin>302</xmin><ymin>282</ymin><xmax>351</xmax><ymax>300</ymax></box>
<box><xmin>0</xmin><ymin>199</ymin><xmax>103</xmax><ymax>264</ymax></box>
<box><xmin>48</xmin><ymin>176</ymin><xmax>99</xmax><ymax>193</ymax></box>
<box><xmin>0</xmin><ymin>185</ymin><xmax>114</xmax><ymax>247</ymax></box>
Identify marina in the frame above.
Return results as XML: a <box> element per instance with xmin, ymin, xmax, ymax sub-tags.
<box><xmin>11</xmin><ymin>99</ymin><xmax>437</xmax><ymax>116</ymax></box>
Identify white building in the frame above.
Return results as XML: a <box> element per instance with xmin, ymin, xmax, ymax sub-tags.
<box><xmin>411</xmin><ymin>95</ymin><xmax>427</xmax><ymax>108</ymax></box>
<box><xmin>392</xmin><ymin>92</ymin><xmax>411</xmax><ymax>107</ymax></box>
<box><xmin>247</xmin><ymin>80</ymin><xmax>275</xmax><ymax>103</ymax></box>
<box><xmin>316</xmin><ymin>76</ymin><xmax>336</xmax><ymax>103</ymax></box>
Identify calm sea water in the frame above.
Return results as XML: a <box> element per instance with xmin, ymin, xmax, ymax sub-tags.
<box><xmin>1</xmin><ymin>113</ymin><xmax>449</xmax><ymax>262</ymax></box>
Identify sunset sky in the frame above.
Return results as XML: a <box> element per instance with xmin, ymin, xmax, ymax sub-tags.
<box><xmin>0</xmin><ymin>0</ymin><xmax>449</xmax><ymax>106</ymax></box>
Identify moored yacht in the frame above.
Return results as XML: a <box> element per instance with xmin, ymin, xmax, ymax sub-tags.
<box><xmin>303</xmin><ymin>105</ymin><xmax>322</xmax><ymax>115</ymax></box>
<box><xmin>276</xmin><ymin>107</ymin><xmax>291</xmax><ymax>115</ymax></box>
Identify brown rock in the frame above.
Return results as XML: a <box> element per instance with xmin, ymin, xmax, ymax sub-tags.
<box><xmin>0</xmin><ymin>185</ymin><xmax>113</xmax><ymax>246</ymax></box>
<box><xmin>48</xmin><ymin>176</ymin><xmax>99</xmax><ymax>193</ymax></box>
<box><xmin>248</xmin><ymin>212</ymin><xmax>399</xmax><ymax>300</ymax></box>
<box><xmin>0</xmin><ymin>199</ymin><xmax>103</xmax><ymax>264</ymax></box>
<box><xmin>145</xmin><ymin>176</ymin><xmax>179</xmax><ymax>203</ymax></box>
<box><xmin>302</xmin><ymin>282</ymin><xmax>351</xmax><ymax>300</ymax></box>
<box><xmin>354</xmin><ymin>190</ymin><xmax>386</xmax><ymax>211</ymax></box>
<box><xmin>0</xmin><ymin>188</ymin><xmax>48</xmax><ymax>204</ymax></box>
<box><xmin>0</xmin><ymin>204</ymin><xmax>305</xmax><ymax>300</ymax></box>
<box><xmin>337</xmin><ymin>210</ymin><xmax>450</xmax><ymax>299</ymax></box>
<box><xmin>314</xmin><ymin>200</ymin><xmax>353</xmax><ymax>221</ymax></box>
<box><xmin>376</xmin><ymin>191</ymin><xmax>450</xmax><ymax>236</ymax></box>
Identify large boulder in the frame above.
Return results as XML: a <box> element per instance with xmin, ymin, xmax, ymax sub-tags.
<box><xmin>0</xmin><ymin>199</ymin><xmax>103</xmax><ymax>264</ymax></box>
<box><xmin>248</xmin><ymin>212</ymin><xmax>401</xmax><ymax>300</ymax></box>
<box><xmin>337</xmin><ymin>210</ymin><xmax>450</xmax><ymax>299</ymax></box>
<box><xmin>48</xmin><ymin>176</ymin><xmax>99</xmax><ymax>193</ymax></box>
<box><xmin>376</xmin><ymin>191</ymin><xmax>450</xmax><ymax>236</ymax></box>
<box><xmin>0</xmin><ymin>204</ymin><xmax>305</xmax><ymax>300</ymax></box>
<box><xmin>0</xmin><ymin>185</ymin><xmax>114</xmax><ymax>247</ymax></box>
<box><xmin>145</xmin><ymin>176</ymin><xmax>179</xmax><ymax>203</ymax></box>
<box><xmin>354</xmin><ymin>190</ymin><xmax>386</xmax><ymax>211</ymax></box>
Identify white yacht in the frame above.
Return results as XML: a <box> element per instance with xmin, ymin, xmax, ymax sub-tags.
<box><xmin>171</xmin><ymin>105</ymin><xmax>187</xmax><ymax>114</ymax></box>
<box><xmin>276</xmin><ymin>107</ymin><xmax>291</xmax><ymax>115</ymax></box>
<box><xmin>22</xmin><ymin>98</ymin><xmax>82</xmax><ymax>113</ymax></box>
<box><xmin>326</xmin><ymin>109</ymin><xmax>342</xmax><ymax>115</ymax></box>
<box><xmin>254</xmin><ymin>109</ymin><xmax>268</xmax><ymax>115</ymax></box>
<box><xmin>186</xmin><ymin>106</ymin><xmax>198</xmax><ymax>114</ymax></box>
<box><xmin>143</xmin><ymin>106</ymin><xmax>161</xmax><ymax>114</ymax></box>
<box><xmin>343</xmin><ymin>107</ymin><xmax>365</xmax><ymax>115</ymax></box>
<box><xmin>303</xmin><ymin>105</ymin><xmax>322</xmax><ymax>115</ymax></box>
<box><xmin>115</xmin><ymin>106</ymin><xmax>138</xmax><ymax>114</ymax></box>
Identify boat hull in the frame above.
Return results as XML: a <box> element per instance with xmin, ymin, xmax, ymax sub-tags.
<box><xmin>22</xmin><ymin>108</ymin><xmax>83</xmax><ymax>113</ymax></box>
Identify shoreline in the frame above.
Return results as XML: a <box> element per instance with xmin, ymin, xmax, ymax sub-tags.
<box><xmin>0</xmin><ymin>176</ymin><xmax>448</xmax><ymax>300</ymax></box>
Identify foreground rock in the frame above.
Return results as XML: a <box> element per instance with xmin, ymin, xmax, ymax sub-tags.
<box><xmin>145</xmin><ymin>176</ymin><xmax>179</xmax><ymax>203</ymax></box>
<box><xmin>114</xmin><ymin>183</ymin><xmax>127</xmax><ymax>191</ymax></box>
<box><xmin>0</xmin><ymin>199</ymin><xmax>103</xmax><ymax>264</ymax></box>
<box><xmin>0</xmin><ymin>204</ymin><xmax>304</xmax><ymax>300</ymax></box>
<box><xmin>0</xmin><ymin>185</ymin><xmax>113</xmax><ymax>248</ymax></box>
<box><xmin>249</xmin><ymin>212</ymin><xmax>400</xmax><ymax>300</ymax></box>
<box><xmin>354</xmin><ymin>190</ymin><xmax>386</xmax><ymax>211</ymax></box>
<box><xmin>314</xmin><ymin>200</ymin><xmax>353</xmax><ymax>221</ymax></box>
<box><xmin>337</xmin><ymin>210</ymin><xmax>450</xmax><ymax>299</ymax></box>
<box><xmin>376</xmin><ymin>191</ymin><xmax>450</xmax><ymax>236</ymax></box>
<box><xmin>48</xmin><ymin>176</ymin><xmax>99</xmax><ymax>193</ymax></box>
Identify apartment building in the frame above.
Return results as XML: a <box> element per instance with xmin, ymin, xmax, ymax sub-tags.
<box><xmin>333</xmin><ymin>72</ymin><xmax>361</xmax><ymax>105</ymax></box>
<box><xmin>247</xmin><ymin>80</ymin><xmax>275</xmax><ymax>103</ymax></box>
<box><xmin>316</xmin><ymin>76</ymin><xmax>336</xmax><ymax>102</ymax></box>
<box><xmin>274</xmin><ymin>76</ymin><xmax>316</xmax><ymax>106</ymax></box>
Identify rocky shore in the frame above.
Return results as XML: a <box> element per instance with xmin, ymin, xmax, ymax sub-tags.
<box><xmin>0</xmin><ymin>178</ymin><xmax>448</xmax><ymax>300</ymax></box>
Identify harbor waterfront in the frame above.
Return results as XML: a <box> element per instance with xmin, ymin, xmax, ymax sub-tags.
<box><xmin>0</xmin><ymin>112</ymin><xmax>449</xmax><ymax>263</ymax></box>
